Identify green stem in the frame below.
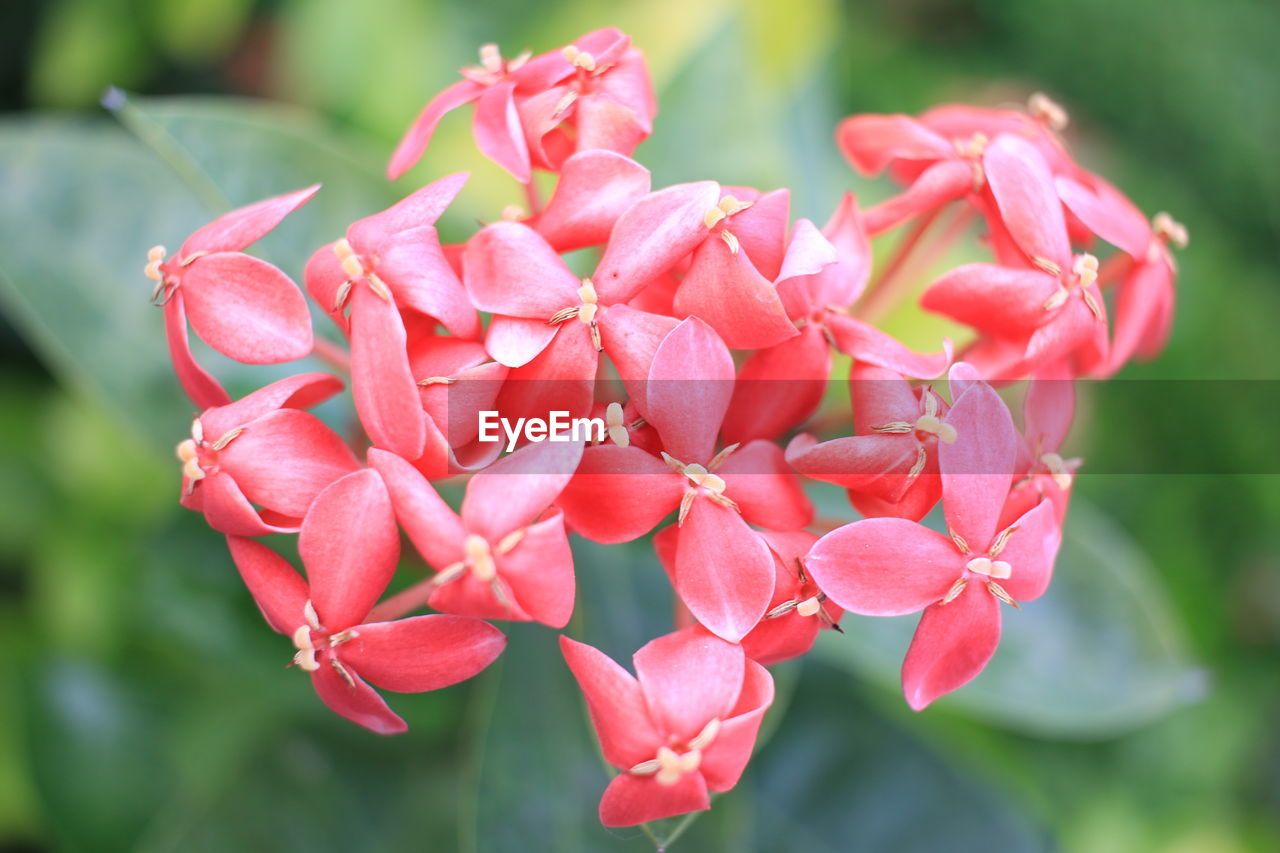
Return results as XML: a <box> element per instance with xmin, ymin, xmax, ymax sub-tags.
<box><xmin>101</xmin><ymin>86</ymin><xmax>229</xmax><ymax>214</ymax></box>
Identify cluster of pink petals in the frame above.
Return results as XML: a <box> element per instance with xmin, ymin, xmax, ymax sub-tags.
<box><xmin>150</xmin><ymin>28</ymin><xmax>1181</xmax><ymax>830</ymax></box>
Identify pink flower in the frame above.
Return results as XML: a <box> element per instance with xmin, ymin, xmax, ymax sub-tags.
<box><xmin>655</xmin><ymin>527</ymin><xmax>843</xmax><ymax>665</ymax></box>
<box><xmin>1055</xmin><ymin>173</ymin><xmax>1185</xmax><ymax>374</ymax></box>
<box><xmin>462</xmin><ymin>219</ymin><xmax>678</xmax><ymax>421</ymax></box>
<box><xmin>786</xmin><ymin>364</ymin><xmax>955</xmax><ymax>521</ymax></box>
<box><xmin>804</xmin><ymin>369</ymin><xmax>1062</xmax><ymax>709</ymax></box>
<box><xmin>146</xmin><ymin>186</ymin><xmax>318</xmax><ymax>408</ymax></box>
<box><xmin>556</xmin><ymin>318</ymin><xmax>811</xmax><ymax>641</ymax></box>
<box><xmin>387</xmin><ymin>29</ymin><xmax>655</xmax><ymax>182</ymax></box>
<box><xmin>1001</xmin><ymin>371</ymin><xmax>1079</xmax><ymax>528</ymax></box>
<box><xmin>178</xmin><ymin>373</ymin><xmax>358</xmax><ymax>536</ymax></box>
<box><xmin>532</xmin><ymin>150</ymin><xmax>651</xmax><ymax>250</ymax></box>
<box><xmin>921</xmin><ymin>135</ymin><xmax>1109</xmax><ymax>376</ymax></box>
<box><xmin>408</xmin><ymin>333</ymin><xmax>508</xmax><ymax>479</ymax></box>
<box><xmin>226</xmin><ymin>469</ymin><xmax>506</xmax><ymax>734</ymax></box>
<box><xmin>370</xmin><ymin>438</ymin><xmax>582</xmax><ymax>628</ymax></box>
<box><xmin>560</xmin><ymin>626</ymin><xmax>774</xmax><ymax>826</ymax></box>
<box><xmin>725</xmin><ymin>194</ymin><xmax>951</xmax><ymax>444</ymax></box>
<box><xmin>304</xmin><ymin>174</ymin><xmax>478</xmax><ymax>459</ymax></box>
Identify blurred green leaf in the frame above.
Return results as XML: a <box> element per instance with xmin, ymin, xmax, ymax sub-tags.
<box><xmin>815</xmin><ymin>500</ymin><xmax>1204</xmax><ymax>737</ymax></box>
<box><xmin>0</xmin><ymin>96</ymin><xmax>396</xmax><ymax>449</ymax></box>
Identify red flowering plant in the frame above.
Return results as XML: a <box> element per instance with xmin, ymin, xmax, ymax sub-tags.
<box><xmin>146</xmin><ymin>27</ymin><xmax>1184</xmax><ymax>839</ymax></box>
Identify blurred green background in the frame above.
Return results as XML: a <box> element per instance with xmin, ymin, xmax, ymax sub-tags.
<box><xmin>1</xmin><ymin>0</ymin><xmax>1278</xmax><ymax>851</ymax></box>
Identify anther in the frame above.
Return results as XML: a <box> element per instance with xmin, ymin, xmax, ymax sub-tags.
<box><xmin>941</xmin><ymin>576</ymin><xmax>968</xmax><ymax>604</ymax></box>
<box><xmin>1028</xmin><ymin>93</ymin><xmax>1069</xmax><ymax>132</ymax></box>
<box><xmin>464</xmin><ymin>534</ymin><xmax>496</xmax><ymax>582</ymax></box>
<box><xmin>604</xmin><ymin>402</ymin><xmax>630</xmax><ymax>447</ymax></box>
<box><xmin>987</xmin><ymin>580</ymin><xmax>1020</xmax><ymax>608</ymax></box>
<box><xmin>1152</xmin><ymin>212</ymin><xmax>1188</xmax><ymax>249</ymax></box>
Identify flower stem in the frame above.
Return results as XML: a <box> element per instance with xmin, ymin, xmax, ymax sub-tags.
<box><xmin>523</xmin><ymin>177</ymin><xmax>544</xmax><ymax>217</ymax></box>
<box><xmin>857</xmin><ymin>204</ymin><xmax>975</xmax><ymax>325</ymax></box>
<box><xmin>312</xmin><ymin>337</ymin><xmax>351</xmax><ymax>374</ymax></box>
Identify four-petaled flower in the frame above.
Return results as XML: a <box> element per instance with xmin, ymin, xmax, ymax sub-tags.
<box><xmin>561</xmin><ymin>627</ymin><xmax>774</xmax><ymax>826</ymax></box>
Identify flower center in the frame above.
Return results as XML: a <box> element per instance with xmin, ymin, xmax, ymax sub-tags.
<box><xmin>289</xmin><ymin>600</ymin><xmax>358</xmax><ymax>683</ymax></box>
<box><xmin>662</xmin><ymin>448</ymin><xmax>740</xmax><ymax>523</ymax></box>
<box><xmin>332</xmin><ymin>238</ymin><xmax>392</xmax><ymax>310</ymax></box>
<box><xmin>547</xmin><ymin>279</ymin><xmax>603</xmax><ymax>350</ymax></box>
<box><xmin>175</xmin><ymin>417</ymin><xmax>243</xmax><ymax>495</ymax></box>
<box><xmin>629</xmin><ymin>718</ymin><xmax>721</xmax><ymax>786</ymax></box>
<box><xmin>460</xmin><ymin>44</ymin><xmax>532</xmax><ymax>85</ymax></box>
<box><xmin>702</xmin><ymin>195</ymin><xmax>753</xmax><ymax>254</ymax></box>
<box><xmin>942</xmin><ymin>524</ymin><xmax>1021</xmax><ymax>607</ymax></box>
<box><xmin>1039</xmin><ymin>253</ymin><xmax>1102</xmax><ymax>317</ymax></box>
<box><xmin>1039</xmin><ymin>451</ymin><xmax>1075</xmax><ymax>490</ymax></box>
<box><xmin>872</xmin><ymin>389</ymin><xmax>957</xmax><ymax>447</ymax></box>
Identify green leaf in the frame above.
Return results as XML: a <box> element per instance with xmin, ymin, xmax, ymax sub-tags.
<box><xmin>814</xmin><ymin>499</ymin><xmax>1205</xmax><ymax>737</ymax></box>
<box><xmin>0</xmin><ymin>97</ymin><xmax>397</xmax><ymax>450</ymax></box>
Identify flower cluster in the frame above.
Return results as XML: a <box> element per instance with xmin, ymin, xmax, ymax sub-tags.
<box><xmin>148</xmin><ymin>28</ymin><xmax>1183</xmax><ymax>829</ymax></box>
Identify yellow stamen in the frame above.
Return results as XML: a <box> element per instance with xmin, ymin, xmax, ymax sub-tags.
<box><xmin>1027</xmin><ymin>93</ymin><xmax>1069</xmax><ymax>132</ymax></box>
<box><xmin>605</xmin><ymin>402</ymin><xmax>630</xmax><ymax>447</ymax></box>
<box><xmin>464</xmin><ymin>534</ymin><xmax>496</xmax><ymax>582</ymax></box>
<box><xmin>1152</xmin><ymin>212</ymin><xmax>1188</xmax><ymax>249</ymax></box>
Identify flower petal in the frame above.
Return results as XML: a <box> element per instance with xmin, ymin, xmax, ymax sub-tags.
<box><xmin>462</xmin><ymin>437</ymin><xmax>584</xmax><ymax>540</ymax></box>
<box><xmin>376</xmin><ymin>227</ymin><xmax>479</xmax><ymax>339</ymax></box>
<box><xmin>594</xmin><ymin>181</ymin><xmax>721</xmax><ymax>303</ymax></box>
<box><xmin>163</xmin><ymin>293</ymin><xmax>230</xmax><ymax>409</ymax></box>
<box><xmin>535</xmin><ymin>150</ymin><xmax>651</xmax><ymax>251</ymax></box>
<box><xmin>674</xmin><ymin>238</ymin><xmax>799</xmax><ymax>350</ymax></box>
<box><xmin>939</xmin><ymin>381</ymin><xmax>1019</xmax><ymax>550</ymax></box>
<box><xmin>644</xmin><ymin>317</ymin><xmax>735</xmax><ymax>464</ymax></box>
<box><xmin>784</xmin><ymin>433</ymin><xmax>919</xmax><ymax>501</ymax></box>
<box><xmin>723</xmin><ymin>324</ymin><xmax>830</xmax><ymax>444</ymax></box>
<box><xmin>349</xmin><ymin>284</ymin><xmax>426</xmax><ymax>459</ymax></box>
<box><xmin>984</xmin><ymin>135</ymin><xmax>1070</xmax><ymax>268</ymax></box>
<box><xmin>339</xmin><ymin>614</ymin><xmax>505</xmax><ymax>693</ymax></box>
<box><xmin>993</xmin><ymin>499</ymin><xmax>1061</xmax><ymax>601</ymax></box>
<box><xmin>596</xmin><ymin>304</ymin><xmax>679</xmax><ymax>407</ymax></box>
<box><xmin>555</xmin><ymin>445</ymin><xmax>684</xmax><ymax>543</ymax></box>
<box><xmin>805</xmin><ymin>518</ymin><xmax>961</xmax><ymax>616</ymax></box>
<box><xmin>560</xmin><ymin>635</ymin><xmax>663</xmax><ymax>769</ymax></box>
<box><xmin>198</xmin><ymin>471</ymin><xmax>293</xmax><ymax>536</ymax></box>
<box><xmin>472</xmin><ymin>81</ymin><xmax>531</xmax><ymax>183</ymax></box>
<box><xmin>716</xmin><ymin>440</ymin><xmax>813</xmax><ymax>531</ymax></box>
<box><xmin>1055</xmin><ymin>175</ymin><xmax>1151</xmax><ymax>260</ymax></box>
<box><xmin>387</xmin><ymin>80</ymin><xmax>484</xmax><ymax>180</ymax></box>
<box><xmin>699</xmin><ymin>660</ymin><xmax>773</xmax><ymax>792</ymax></box>
<box><xmin>861</xmin><ymin>159</ymin><xmax>973</xmax><ymax>235</ymax></box>
<box><xmin>674</xmin><ymin>502</ymin><xmax>775</xmax><ymax>643</ymax></box>
<box><xmin>634</xmin><ymin>625</ymin><xmax>746</xmax><ymax>738</ymax></box>
<box><xmin>299</xmin><ymin>470</ymin><xmax>400</xmax><ymax>631</ymax></box>
<box><xmin>225</xmin><ymin>535</ymin><xmax>309</xmax><ymax>634</ymax></box>
<box><xmin>483</xmin><ymin>315</ymin><xmax>559</xmax><ymax>368</ymax></box>
<box><xmin>463</xmin><ymin>221</ymin><xmax>581</xmax><ymax>318</ymax></box>
<box><xmin>920</xmin><ymin>263</ymin><xmax>1059</xmax><ymax>339</ymax></box>
<box><xmin>310</xmin><ymin>663</ymin><xmax>407</xmax><ymax>735</ymax></box>
<box><xmin>349</xmin><ymin>173</ymin><xmax>469</xmax><ymax>251</ymax></box>
<box><xmin>182</xmin><ymin>185</ymin><xmax>319</xmax><ymax>255</ymax></box>
<box><xmin>180</xmin><ymin>253</ymin><xmax>313</xmax><ymax>364</ymax></box>
<box><xmin>198</xmin><ymin>372</ymin><xmax>344</xmax><ymax>440</ymax></box>
<box><xmin>836</xmin><ymin>114</ymin><xmax>952</xmax><ymax>175</ymax></box>
<box><xmin>825</xmin><ymin>313</ymin><xmax>951</xmax><ymax>379</ymax></box>
<box><xmin>902</xmin><ymin>580</ymin><xmax>1001</xmax><ymax>711</ymax></box>
<box><xmin>489</xmin><ymin>511</ymin><xmax>576</xmax><ymax>628</ymax></box>
<box><xmin>598</xmin><ymin>771</ymin><xmax>709</xmax><ymax>827</ymax></box>
<box><xmin>367</xmin><ymin>448</ymin><xmax>466</xmax><ymax>570</ymax></box>
<box><xmin>217</xmin><ymin>409</ymin><xmax>360</xmax><ymax>519</ymax></box>
<box><xmin>1024</xmin><ymin>374</ymin><xmax>1075</xmax><ymax>455</ymax></box>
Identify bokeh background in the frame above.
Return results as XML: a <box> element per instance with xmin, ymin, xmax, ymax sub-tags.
<box><xmin>1</xmin><ymin>0</ymin><xmax>1278</xmax><ymax>851</ymax></box>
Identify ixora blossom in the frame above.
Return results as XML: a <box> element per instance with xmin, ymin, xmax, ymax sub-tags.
<box><xmin>561</xmin><ymin>627</ymin><xmax>773</xmax><ymax>826</ymax></box>
<box><xmin>145</xmin><ymin>24</ymin><xmax>1184</xmax><ymax>835</ymax></box>
<box><xmin>805</xmin><ymin>370</ymin><xmax>1063</xmax><ymax>709</ymax></box>
<box><xmin>148</xmin><ymin>186</ymin><xmax>318</xmax><ymax>408</ymax></box>
<box><xmin>226</xmin><ymin>470</ymin><xmax>505</xmax><ymax>733</ymax></box>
